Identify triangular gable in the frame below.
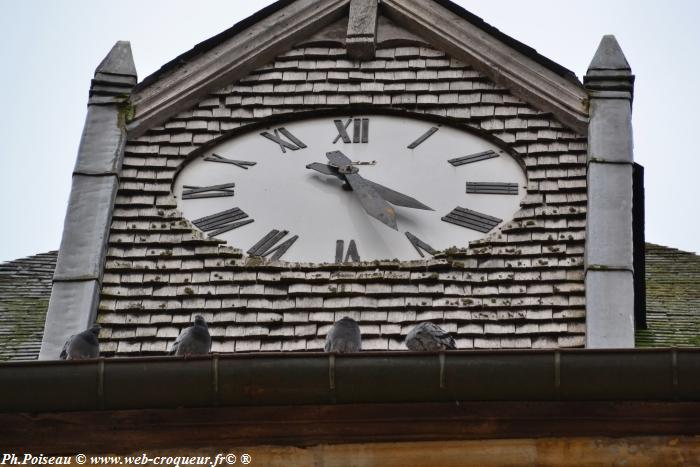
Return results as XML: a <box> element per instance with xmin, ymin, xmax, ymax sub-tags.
<box><xmin>129</xmin><ymin>0</ymin><xmax>588</xmax><ymax>138</ymax></box>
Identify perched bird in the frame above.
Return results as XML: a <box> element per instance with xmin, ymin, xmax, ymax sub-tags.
<box><xmin>324</xmin><ymin>317</ymin><xmax>362</xmax><ymax>353</ymax></box>
<box><xmin>405</xmin><ymin>322</ymin><xmax>456</xmax><ymax>351</ymax></box>
<box><xmin>170</xmin><ymin>315</ymin><xmax>212</xmax><ymax>356</ymax></box>
<box><xmin>60</xmin><ymin>324</ymin><xmax>101</xmax><ymax>360</ymax></box>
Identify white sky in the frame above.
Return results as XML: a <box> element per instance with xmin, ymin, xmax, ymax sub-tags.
<box><xmin>1</xmin><ymin>0</ymin><xmax>698</xmax><ymax>262</ymax></box>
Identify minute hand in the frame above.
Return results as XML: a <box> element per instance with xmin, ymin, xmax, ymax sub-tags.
<box><xmin>307</xmin><ymin>162</ymin><xmax>432</xmax><ymax>210</ymax></box>
<box><xmin>363</xmin><ymin>179</ymin><xmax>433</xmax><ymax>211</ymax></box>
<box><xmin>343</xmin><ymin>172</ymin><xmax>398</xmax><ymax>230</ymax></box>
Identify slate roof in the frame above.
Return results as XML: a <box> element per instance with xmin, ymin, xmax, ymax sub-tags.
<box><xmin>99</xmin><ymin>36</ymin><xmax>589</xmax><ymax>356</ymax></box>
<box><xmin>636</xmin><ymin>243</ymin><xmax>700</xmax><ymax>347</ymax></box>
<box><xmin>0</xmin><ymin>252</ymin><xmax>56</xmax><ymax>361</ymax></box>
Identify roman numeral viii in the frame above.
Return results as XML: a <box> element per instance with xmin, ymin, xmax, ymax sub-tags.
<box><xmin>260</xmin><ymin>128</ymin><xmax>306</xmax><ymax>153</ymax></box>
<box><xmin>333</xmin><ymin>118</ymin><xmax>369</xmax><ymax>144</ymax></box>
<box><xmin>182</xmin><ymin>182</ymin><xmax>235</xmax><ymax>200</ymax></box>
<box><xmin>247</xmin><ymin>229</ymin><xmax>299</xmax><ymax>260</ymax></box>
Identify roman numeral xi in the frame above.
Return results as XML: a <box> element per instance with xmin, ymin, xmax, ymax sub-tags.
<box><xmin>260</xmin><ymin>128</ymin><xmax>306</xmax><ymax>153</ymax></box>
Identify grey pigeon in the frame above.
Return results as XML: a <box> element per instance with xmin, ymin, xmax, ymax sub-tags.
<box><xmin>170</xmin><ymin>315</ymin><xmax>212</xmax><ymax>356</ymax></box>
<box><xmin>405</xmin><ymin>322</ymin><xmax>456</xmax><ymax>351</ymax></box>
<box><xmin>60</xmin><ymin>324</ymin><xmax>101</xmax><ymax>360</ymax></box>
<box><xmin>324</xmin><ymin>317</ymin><xmax>362</xmax><ymax>353</ymax></box>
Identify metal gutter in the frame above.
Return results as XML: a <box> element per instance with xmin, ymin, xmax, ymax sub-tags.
<box><xmin>0</xmin><ymin>349</ymin><xmax>698</xmax><ymax>413</ymax></box>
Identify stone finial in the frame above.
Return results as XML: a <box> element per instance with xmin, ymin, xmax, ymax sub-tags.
<box><xmin>91</xmin><ymin>41</ymin><xmax>137</xmax><ymax>103</ymax></box>
<box><xmin>96</xmin><ymin>41</ymin><xmax>137</xmax><ymax>78</ymax></box>
<box><xmin>346</xmin><ymin>0</ymin><xmax>378</xmax><ymax>60</ymax></box>
<box><xmin>587</xmin><ymin>35</ymin><xmax>631</xmax><ymax>72</ymax></box>
<box><xmin>585</xmin><ymin>35</ymin><xmax>634</xmax><ymax>99</ymax></box>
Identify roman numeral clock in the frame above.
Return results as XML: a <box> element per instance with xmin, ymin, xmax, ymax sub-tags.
<box><xmin>173</xmin><ymin>114</ymin><xmax>526</xmax><ymax>263</ymax></box>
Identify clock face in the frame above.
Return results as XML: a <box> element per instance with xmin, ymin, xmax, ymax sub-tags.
<box><xmin>173</xmin><ymin>114</ymin><xmax>526</xmax><ymax>263</ymax></box>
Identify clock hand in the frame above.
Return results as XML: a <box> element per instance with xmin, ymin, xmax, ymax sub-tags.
<box><xmin>306</xmin><ymin>162</ymin><xmax>343</xmax><ymax>178</ymax></box>
<box><xmin>322</xmin><ymin>151</ymin><xmax>433</xmax><ymax>210</ymax></box>
<box><xmin>363</xmin><ymin>179</ymin><xmax>433</xmax><ymax>211</ymax></box>
<box><xmin>343</xmin><ymin>172</ymin><xmax>398</xmax><ymax>230</ymax></box>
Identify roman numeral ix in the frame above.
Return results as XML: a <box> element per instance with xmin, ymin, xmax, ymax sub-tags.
<box><xmin>192</xmin><ymin>207</ymin><xmax>253</xmax><ymax>237</ymax></box>
<box><xmin>182</xmin><ymin>182</ymin><xmax>235</xmax><ymax>200</ymax></box>
<box><xmin>204</xmin><ymin>153</ymin><xmax>256</xmax><ymax>169</ymax></box>
<box><xmin>260</xmin><ymin>128</ymin><xmax>307</xmax><ymax>153</ymax></box>
<box><xmin>335</xmin><ymin>239</ymin><xmax>360</xmax><ymax>262</ymax></box>
<box><xmin>247</xmin><ymin>229</ymin><xmax>299</xmax><ymax>260</ymax></box>
<box><xmin>333</xmin><ymin>118</ymin><xmax>369</xmax><ymax>144</ymax></box>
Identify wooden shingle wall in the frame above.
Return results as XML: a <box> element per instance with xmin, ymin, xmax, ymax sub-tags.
<box><xmin>98</xmin><ymin>44</ymin><xmax>587</xmax><ymax>355</ymax></box>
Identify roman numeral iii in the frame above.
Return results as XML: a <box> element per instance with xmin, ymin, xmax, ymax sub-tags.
<box><xmin>247</xmin><ymin>229</ymin><xmax>299</xmax><ymax>260</ymax></box>
<box><xmin>260</xmin><ymin>128</ymin><xmax>307</xmax><ymax>153</ymax></box>
<box><xmin>333</xmin><ymin>118</ymin><xmax>369</xmax><ymax>144</ymax></box>
<box><xmin>335</xmin><ymin>239</ymin><xmax>360</xmax><ymax>262</ymax></box>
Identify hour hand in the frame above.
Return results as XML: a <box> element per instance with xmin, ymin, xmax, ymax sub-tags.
<box><xmin>306</xmin><ymin>162</ymin><xmax>342</xmax><ymax>178</ymax></box>
<box><xmin>326</xmin><ymin>150</ymin><xmax>353</xmax><ymax>170</ymax></box>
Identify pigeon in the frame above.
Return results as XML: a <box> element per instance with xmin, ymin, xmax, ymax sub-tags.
<box><xmin>324</xmin><ymin>317</ymin><xmax>362</xmax><ymax>353</ymax></box>
<box><xmin>60</xmin><ymin>324</ymin><xmax>101</xmax><ymax>360</ymax></box>
<box><xmin>405</xmin><ymin>322</ymin><xmax>456</xmax><ymax>351</ymax></box>
<box><xmin>169</xmin><ymin>315</ymin><xmax>212</xmax><ymax>356</ymax></box>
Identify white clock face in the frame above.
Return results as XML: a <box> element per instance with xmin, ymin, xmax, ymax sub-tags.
<box><xmin>173</xmin><ymin>114</ymin><xmax>526</xmax><ymax>263</ymax></box>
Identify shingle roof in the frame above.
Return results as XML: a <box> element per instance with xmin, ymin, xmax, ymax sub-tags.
<box><xmin>0</xmin><ymin>251</ymin><xmax>57</xmax><ymax>361</ymax></box>
<box><xmin>636</xmin><ymin>243</ymin><xmax>700</xmax><ymax>347</ymax></box>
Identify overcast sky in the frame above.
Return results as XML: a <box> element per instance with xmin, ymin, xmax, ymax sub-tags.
<box><xmin>1</xmin><ymin>0</ymin><xmax>698</xmax><ymax>263</ymax></box>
